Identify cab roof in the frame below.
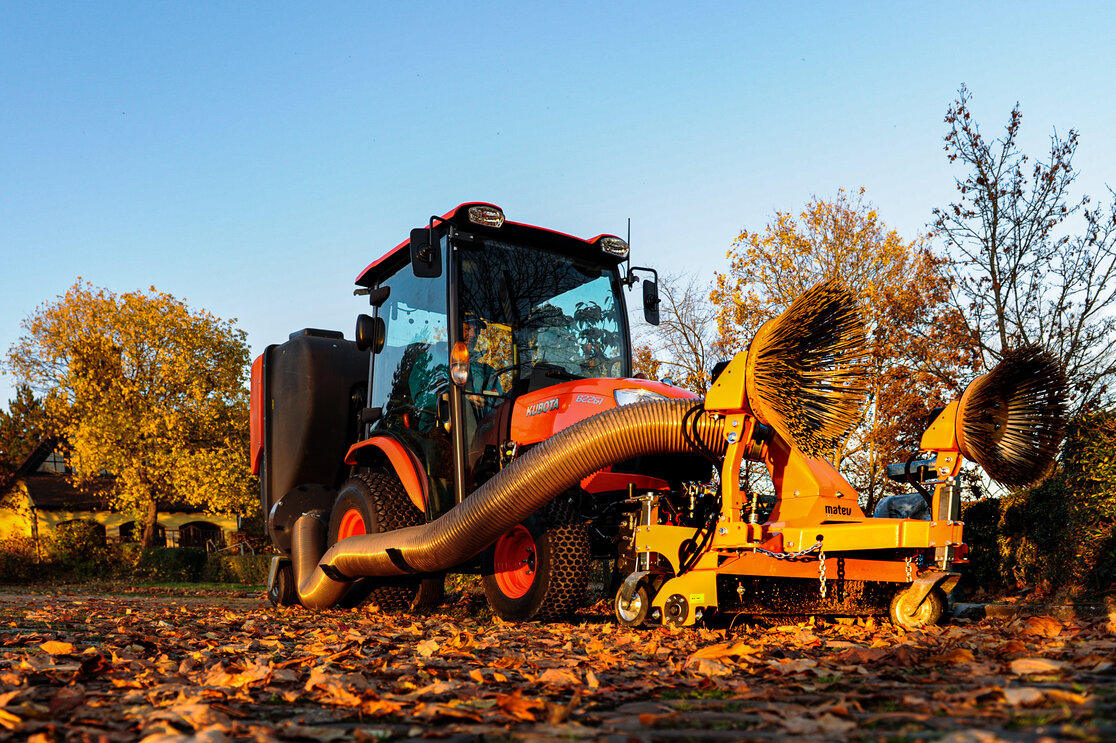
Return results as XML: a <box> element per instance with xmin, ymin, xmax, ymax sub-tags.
<box><xmin>355</xmin><ymin>202</ymin><xmax>625</xmax><ymax>288</ymax></box>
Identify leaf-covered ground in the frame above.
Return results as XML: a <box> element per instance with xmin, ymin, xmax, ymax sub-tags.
<box><xmin>0</xmin><ymin>588</ymin><xmax>1113</xmax><ymax>742</ymax></box>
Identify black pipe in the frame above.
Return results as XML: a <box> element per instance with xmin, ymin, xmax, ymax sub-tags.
<box><xmin>295</xmin><ymin>398</ymin><xmax>726</xmax><ymax>608</ymax></box>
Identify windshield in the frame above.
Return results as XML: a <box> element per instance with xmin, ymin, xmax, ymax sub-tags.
<box><xmin>458</xmin><ymin>238</ymin><xmax>627</xmax><ymax>390</ymax></box>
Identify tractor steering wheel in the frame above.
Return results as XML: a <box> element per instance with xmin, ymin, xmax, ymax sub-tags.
<box><xmin>482</xmin><ymin>364</ymin><xmax>520</xmax><ymax>393</ymax></box>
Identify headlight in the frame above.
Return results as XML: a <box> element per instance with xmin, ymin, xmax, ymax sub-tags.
<box><xmin>598</xmin><ymin>236</ymin><xmax>629</xmax><ymax>259</ymax></box>
<box><xmin>614</xmin><ymin>388</ymin><xmax>667</xmax><ymax>406</ymax></box>
<box><xmin>467</xmin><ymin>205</ymin><xmax>505</xmax><ymax>228</ymax></box>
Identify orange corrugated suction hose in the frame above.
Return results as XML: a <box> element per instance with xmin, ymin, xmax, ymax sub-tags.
<box><xmin>294</xmin><ymin>398</ymin><xmax>725</xmax><ymax>608</ymax></box>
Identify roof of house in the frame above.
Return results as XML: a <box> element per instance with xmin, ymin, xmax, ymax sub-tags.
<box><xmin>21</xmin><ymin>473</ymin><xmax>113</xmax><ymax>511</ymax></box>
<box><xmin>3</xmin><ymin>439</ymin><xmax>210</xmax><ymax>514</ymax></box>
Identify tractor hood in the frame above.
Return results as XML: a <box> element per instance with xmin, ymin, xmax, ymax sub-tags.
<box><xmin>510</xmin><ymin>378</ymin><xmax>698</xmax><ymax>445</ymax></box>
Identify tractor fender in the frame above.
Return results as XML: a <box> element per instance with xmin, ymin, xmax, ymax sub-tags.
<box><xmin>344</xmin><ymin>435</ymin><xmax>427</xmax><ymax>515</ymax></box>
<box><xmin>906</xmin><ymin>570</ymin><xmax>961</xmax><ymax>610</ymax></box>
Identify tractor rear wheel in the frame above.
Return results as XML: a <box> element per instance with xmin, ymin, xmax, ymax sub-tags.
<box><xmin>482</xmin><ymin>497</ymin><xmax>590</xmax><ymax>621</ymax></box>
<box><xmin>889</xmin><ymin>584</ymin><xmax>947</xmax><ymax>630</ymax></box>
<box><xmin>328</xmin><ymin>471</ymin><xmax>425</xmax><ymax>611</ymax></box>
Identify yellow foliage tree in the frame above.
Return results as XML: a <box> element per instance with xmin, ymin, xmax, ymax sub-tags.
<box><xmin>6</xmin><ymin>281</ymin><xmax>257</xmax><ymax>546</ymax></box>
<box><xmin>711</xmin><ymin>189</ymin><xmax>978</xmax><ymax>510</ymax></box>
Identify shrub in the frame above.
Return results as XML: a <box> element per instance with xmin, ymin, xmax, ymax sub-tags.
<box><xmin>52</xmin><ymin>520</ymin><xmax>120</xmax><ymax>580</ymax></box>
<box><xmin>133</xmin><ymin>547</ymin><xmax>208</xmax><ymax>582</ymax></box>
<box><xmin>959</xmin><ymin>498</ymin><xmax>1003</xmax><ymax>594</ymax></box>
<box><xmin>203</xmin><ymin>553</ymin><xmax>271</xmax><ymax>585</ymax></box>
<box><xmin>0</xmin><ymin>536</ymin><xmax>53</xmax><ymax>584</ymax></box>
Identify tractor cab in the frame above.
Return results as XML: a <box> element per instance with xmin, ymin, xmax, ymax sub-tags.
<box><xmin>349</xmin><ymin>203</ymin><xmax>665</xmax><ymax>520</ymax></box>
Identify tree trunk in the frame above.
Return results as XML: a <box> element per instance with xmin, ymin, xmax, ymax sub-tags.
<box><xmin>140</xmin><ymin>499</ymin><xmax>160</xmax><ymax>548</ymax></box>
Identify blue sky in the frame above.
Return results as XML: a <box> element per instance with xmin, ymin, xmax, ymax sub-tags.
<box><xmin>3</xmin><ymin>1</ymin><xmax>1115</xmax><ymax>405</ymax></box>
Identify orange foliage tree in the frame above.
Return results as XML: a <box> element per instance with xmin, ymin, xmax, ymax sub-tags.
<box><xmin>711</xmin><ymin>189</ymin><xmax>978</xmax><ymax>511</ymax></box>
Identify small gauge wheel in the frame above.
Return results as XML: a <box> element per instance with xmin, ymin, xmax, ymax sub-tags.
<box><xmin>889</xmin><ymin>585</ymin><xmax>946</xmax><ymax>630</ymax></box>
<box><xmin>614</xmin><ymin>583</ymin><xmax>651</xmax><ymax>627</ymax></box>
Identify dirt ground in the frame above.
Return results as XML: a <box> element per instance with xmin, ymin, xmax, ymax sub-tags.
<box><xmin>0</xmin><ymin>586</ymin><xmax>1114</xmax><ymax>742</ymax></box>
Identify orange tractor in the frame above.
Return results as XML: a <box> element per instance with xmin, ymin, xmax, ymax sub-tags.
<box><xmin>251</xmin><ymin>202</ymin><xmax>1067</xmax><ymax>628</ymax></box>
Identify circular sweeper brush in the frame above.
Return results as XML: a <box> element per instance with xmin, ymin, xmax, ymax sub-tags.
<box><xmin>957</xmin><ymin>345</ymin><xmax>1069</xmax><ymax>488</ymax></box>
<box><xmin>745</xmin><ymin>279</ymin><xmax>869</xmax><ymax>457</ymax></box>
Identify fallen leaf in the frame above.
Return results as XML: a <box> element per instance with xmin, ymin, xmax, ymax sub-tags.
<box><xmin>1021</xmin><ymin>616</ymin><xmax>1062</xmax><ymax>638</ymax></box>
<box><xmin>930</xmin><ymin>648</ymin><xmax>975</xmax><ymax>664</ymax></box>
<box><xmin>39</xmin><ymin>641</ymin><xmax>75</xmax><ymax>655</ymax></box>
<box><xmin>537</xmin><ymin>667</ymin><xmax>581</xmax><ymax>687</ymax></box>
<box><xmin>0</xmin><ymin>709</ymin><xmax>20</xmax><ymax>731</ymax></box>
<box><xmin>48</xmin><ymin>686</ymin><xmax>85</xmax><ymax>714</ymax></box>
<box><xmin>495</xmin><ymin>690</ymin><xmax>543</xmax><ymax>722</ymax></box>
<box><xmin>416</xmin><ymin>639</ymin><xmax>440</xmax><ymax>658</ymax></box>
<box><xmin>686</xmin><ymin>657</ymin><xmax>732</xmax><ymax>677</ymax></box>
<box><xmin>1010</xmin><ymin>657</ymin><xmax>1068</xmax><ymax>675</ymax></box>
<box><xmin>768</xmin><ymin>658</ymin><xmax>818</xmax><ymax>674</ymax></box>
<box><xmin>1003</xmin><ymin>687</ymin><xmax>1045</xmax><ymax>706</ymax></box>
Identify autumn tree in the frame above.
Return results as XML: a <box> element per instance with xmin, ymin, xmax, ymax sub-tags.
<box><xmin>5</xmin><ymin>281</ymin><xmax>258</xmax><ymax>546</ymax></box>
<box><xmin>632</xmin><ymin>273</ymin><xmax>717</xmax><ymax>395</ymax></box>
<box><xmin>934</xmin><ymin>85</ymin><xmax>1116</xmax><ymax>413</ymax></box>
<box><xmin>0</xmin><ymin>385</ymin><xmax>51</xmax><ymax>503</ymax></box>
<box><xmin>712</xmin><ymin>189</ymin><xmax>977</xmax><ymax>511</ymax></box>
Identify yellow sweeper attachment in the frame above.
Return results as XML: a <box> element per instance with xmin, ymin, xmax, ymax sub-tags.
<box><xmin>617</xmin><ymin>282</ymin><xmax>1069</xmax><ymax>630</ymax></box>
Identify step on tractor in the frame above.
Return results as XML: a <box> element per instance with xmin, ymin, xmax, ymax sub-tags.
<box><xmin>251</xmin><ymin>202</ymin><xmax>1068</xmax><ymax>629</ymax></box>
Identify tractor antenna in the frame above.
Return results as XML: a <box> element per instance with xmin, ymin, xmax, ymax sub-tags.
<box><xmin>626</xmin><ymin>217</ymin><xmax>632</xmax><ymax>283</ymax></box>
<box><xmin>958</xmin><ymin>345</ymin><xmax>1068</xmax><ymax>487</ymax></box>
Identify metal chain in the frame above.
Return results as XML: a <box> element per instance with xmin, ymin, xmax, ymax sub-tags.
<box><xmin>753</xmin><ymin>539</ymin><xmax>824</xmax><ymax>562</ymax></box>
<box><xmin>905</xmin><ymin>556</ymin><xmax>914</xmax><ymax>583</ymax></box>
<box><xmin>818</xmin><ymin>547</ymin><xmax>827</xmax><ymax>598</ymax></box>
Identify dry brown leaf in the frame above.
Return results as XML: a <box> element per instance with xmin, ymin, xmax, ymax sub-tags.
<box><xmin>768</xmin><ymin>658</ymin><xmax>818</xmax><ymax>674</ymax></box>
<box><xmin>361</xmin><ymin>697</ymin><xmax>404</xmax><ymax>717</ymax></box>
<box><xmin>416</xmin><ymin>638</ymin><xmax>440</xmax><ymax>657</ymax></box>
<box><xmin>1021</xmin><ymin>616</ymin><xmax>1063</xmax><ymax>638</ymax></box>
<box><xmin>48</xmin><ymin>686</ymin><xmax>85</xmax><ymax>714</ymax></box>
<box><xmin>495</xmin><ymin>690</ymin><xmax>543</xmax><ymax>722</ymax></box>
<box><xmin>1010</xmin><ymin>657</ymin><xmax>1068</xmax><ymax>675</ymax></box>
<box><xmin>930</xmin><ymin>648</ymin><xmax>976</xmax><ymax>664</ymax></box>
<box><xmin>686</xmin><ymin>657</ymin><xmax>732</xmax><ymax>677</ymax></box>
<box><xmin>0</xmin><ymin>708</ymin><xmax>20</xmax><ymax>731</ymax></box>
<box><xmin>1002</xmin><ymin>687</ymin><xmax>1045</xmax><ymax>706</ymax></box>
<box><xmin>537</xmin><ymin>667</ymin><xmax>580</xmax><ymax>687</ymax></box>
<box><xmin>139</xmin><ymin>727</ymin><xmax>231</xmax><ymax>743</ymax></box>
<box><xmin>39</xmin><ymin>640</ymin><xmax>75</xmax><ymax>655</ymax></box>
<box><xmin>418</xmin><ymin>702</ymin><xmax>483</xmax><ymax>722</ymax></box>
<box><xmin>1044</xmin><ymin>688</ymin><xmax>1089</xmax><ymax>705</ymax></box>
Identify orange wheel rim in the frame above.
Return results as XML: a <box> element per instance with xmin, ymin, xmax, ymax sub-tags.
<box><xmin>493</xmin><ymin>525</ymin><xmax>536</xmax><ymax>598</ymax></box>
<box><xmin>337</xmin><ymin>509</ymin><xmax>366</xmax><ymax>540</ymax></box>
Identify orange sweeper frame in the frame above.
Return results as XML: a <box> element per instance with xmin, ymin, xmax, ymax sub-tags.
<box><xmin>618</xmin><ymin>340</ymin><xmax>1068</xmax><ymax>629</ymax></box>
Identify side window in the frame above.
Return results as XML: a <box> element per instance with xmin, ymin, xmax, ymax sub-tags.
<box><xmin>371</xmin><ymin>268</ymin><xmax>448</xmax><ymax>432</ymax></box>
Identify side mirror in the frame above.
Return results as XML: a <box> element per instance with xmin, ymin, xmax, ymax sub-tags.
<box><xmin>642</xmin><ymin>279</ymin><xmax>661</xmax><ymax>326</ymax></box>
<box><xmin>355</xmin><ymin>314</ymin><xmax>386</xmax><ymax>353</ymax></box>
<box><xmin>410</xmin><ymin>228</ymin><xmax>442</xmax><ymax>278</ymax></box>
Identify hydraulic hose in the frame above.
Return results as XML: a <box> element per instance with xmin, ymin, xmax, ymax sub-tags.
<box><xmin>295</xmin><ymin>398</ymin><xmax>726</xmax><ymax>608</ymax></box>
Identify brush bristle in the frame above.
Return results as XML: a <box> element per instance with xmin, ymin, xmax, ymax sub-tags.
<box><xmin>749</xmin><ymin>279</ymin><xmax>868</xmax><ymax>457</ymax></box>
<box><xmin>960</xmin><ymin>346</ymin><xmax>1068</xmax><ymax>488</ymax></box>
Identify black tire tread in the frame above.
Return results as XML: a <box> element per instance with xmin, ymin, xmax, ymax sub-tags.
<box><xmin>530</xmin><ymin>498</ymin><xmax>591</xmax><ymax>621</ymax></box>
<box><xmin>333</xmin><ymin>470</ymin><xmax>424</xmax><ymax>611</ymax></box>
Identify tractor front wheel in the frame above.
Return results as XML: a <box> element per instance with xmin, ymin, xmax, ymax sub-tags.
<box><xmin>889</xmin><ymin>584</ymin><xmax>947</xmax><ymax>630</ymax></box>
<box><xmin>482</xmin><ymin>498</ymin><xmax>589</xmax><ymax>621</ymax></box>
<box><xmin>328</xmin><ymin>471</ymin><xmax>425</xmax><ymax>611</ymax></box>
